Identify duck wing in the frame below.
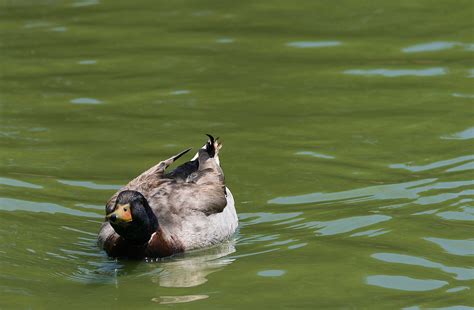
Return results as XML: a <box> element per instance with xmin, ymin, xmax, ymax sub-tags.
<box><xmin>149</xmin><ymin>136</ymin><xmax>227</xmax><ymax>217</ymax></box>
<box><xmin>106</xmin><ymin>135</ymin><xmax>225</xmax><ymax>217</ymax></box>
<box><xmin>105</xmin><ymin>147</ymin><xmax>192</xmax><ymax>214</ymax></box>
<box><xmin>164</xmin><ymin>159</ymin><xmax>199</xmax><ymax>182</ymax></box>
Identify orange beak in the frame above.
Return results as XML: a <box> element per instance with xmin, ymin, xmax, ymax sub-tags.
<box><xmin>107</xmin><ymin>203</ymin><xmax>133</xmax><ymax>223</ymax></box>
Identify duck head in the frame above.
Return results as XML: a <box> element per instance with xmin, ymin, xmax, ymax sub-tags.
<box><xmin>106</xmin><ymin>190</ymin><xmax>158</xmax><ymax>245</ymax></box>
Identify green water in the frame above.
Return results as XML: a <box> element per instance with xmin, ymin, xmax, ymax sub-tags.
<box><xmin>1</xmin><ymin>0</ymin><xmax>473</xmax><ymax>308</ymax></box>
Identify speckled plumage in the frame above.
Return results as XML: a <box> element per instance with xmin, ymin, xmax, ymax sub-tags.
<box><xmin>97</xmin><ymin>136</ymin><xmax>238</xmax><ymax>258</ymax></box>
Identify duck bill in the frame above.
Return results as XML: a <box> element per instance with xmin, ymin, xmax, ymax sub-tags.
<box><xmin>107</xmin><ymin>204</ymin><xmax>133</xmax><ymax>223</ymax></box>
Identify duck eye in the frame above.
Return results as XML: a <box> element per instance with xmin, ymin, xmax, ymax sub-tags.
<box><xmin>123</xmin><ymin>207</ymin><xmax>128</xmax><ymax>212</ymax></box>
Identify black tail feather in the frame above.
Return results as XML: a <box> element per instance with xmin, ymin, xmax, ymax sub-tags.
<box><xmin>205</xmin><ymin>134</ymin><xmax>216</xmax><ymax>157</ymax></box>
<box><xmin>172</xmin><ymin>147</ymin><xmax>192</xmax><ymax>161</ymax></box>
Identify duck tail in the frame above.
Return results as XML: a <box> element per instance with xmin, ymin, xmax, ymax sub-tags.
<box><xmin>205</xmin><ymin>134</ymin><xmax>222</xmax><ymax>158</ymax></box>
<box><xmin>191</xmin><ymin>134</ymin><xmax>222</xmax><ymax>164</ymax></box>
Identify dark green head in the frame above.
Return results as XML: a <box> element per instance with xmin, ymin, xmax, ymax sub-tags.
<box><xmin>106</xmin><ymin>190</ymin><xmax>158</xmax><ymax>244</ymax></box>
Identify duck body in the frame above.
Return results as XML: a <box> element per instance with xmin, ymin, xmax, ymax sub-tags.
<box><xmin>98</xmin><ymin>135</ymin><xmax>238</xmax><ymax>259</ymax></box>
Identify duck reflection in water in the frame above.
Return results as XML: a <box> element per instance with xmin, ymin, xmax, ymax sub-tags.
<box><xmin>151</xmin><ymin>239</ymin><xmax>236</xmax><ymax>288</ymax></box>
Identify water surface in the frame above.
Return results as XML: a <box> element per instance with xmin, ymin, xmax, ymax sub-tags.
<box><xmin>1</xmin><ymin>0</ymin><xmax>473</xmax><ymax>308</ymax></box>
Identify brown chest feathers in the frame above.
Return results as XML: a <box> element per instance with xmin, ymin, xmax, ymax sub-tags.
<box><xmin>104</xmin><ymin>227</ymin><xmax>184</xmax><ymax>259</ymax></box>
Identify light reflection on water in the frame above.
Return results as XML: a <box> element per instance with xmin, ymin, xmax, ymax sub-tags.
<box><xmin>1</xmin><ymin>0</ymin><xmax>473</xmax><ymax>307</ymax></box>
<box><xmin>290</xmin><ymin>214</ymin><xmax>392</xmax><ymax>236</ymax></box>
<box><xmin>344</xmin><ymin>67</ymin><xmax>447</xmax><ymax>77</ymax></box>
<box><xmin>366</xmin><ymin>275</ymin><xmax>448</xmax><ymax>291</ymax></box>
<box><xmin>389</xmin><ymin>155</ymin><xmax>474</xmax><ymax>172</ymax></box>
<box><xmin>295</xmin><ymin>151</ymin><xmax>335</xmax><ymax>159</ymax></box>
<box><xmin>70</xmin><ymin>98</ymin><xmax>103</xmax><ymax>105</ymax></box>
<box><xmin>50</xmin><ymin>26</ymin><xmax>67</xmax><ymax>33</ymax></box>
<box><xmin>402</xmin><ymin>41</ymin><xmax>474</xmax><ymax>53</ymax></box>
<box><xmin>1</xmin><ymin>150</ymin><xmax>472</xmax><ymax>307</ymax></box>
<box><xmin>0</xmin><ymin>197</ymin><xmax>101</xmax><ymax>218</ymax></box>
<box><xmin>152</xmin><ymin>295</ymin><xmax>209</xmax><ymax>304</ymax></box>
<box><xmin>263</xmin><ymin>152</ymin><xmax>473</xmax><ymax>301</ymax></box>
<box><xmin>257</xmin><ymin>270</ymin><xmax>286</xmax><ymax>277</ymax></box>
<box><xmin>372</xmin><ymin>253</ymin><xmax>474</xmax><ymax>280</ymax></box>
<box><xmin>215</xmin><ymin>38</ymin><xmax>235</xmax><ymax>44</ymax></box>
<box><xmin>268</xmin><ymin>178</ymin><xmax>436</xmax><ymax>205</ymax></box>
<box><xmin>71</xmin><ymin>0</ymin><xmax>99</xmax><ymax>7</ymax></box>
<box><xmin>57</xmin><ymin>179</ymin><xmax>122</xmax><ymax>190</ymax></box>
<box><xmin>0</xmin><ymin>177</ymin><xmax>43</xmax><ymax>189</ymax></box>
<box><xmin>170</xmin><ymin>90</ymin><xmax>191</xmax><ymax>95</ymax></box>
<box><xmin>452</xmin><ymin>93</ymin><xmax>474</xmax><ymax>99</ymax></box>
<box><xmin>78</xmin><ymin>60</ymin><xmax>97</xmax><ymax>65</ymax></box>
<box><xmin>286</xmin><ymin>41</ymin><xmax>342</xmax><ymax>48</ymax></box>
<box><xmin>436</xmin><ymin>206</ymin><xmax>474</xmax><ymax>221</ymax></box>
<box><xmin>424</xmin><ymin>238</ymin><xmax>474</xmax><ymax>257</ymax></box>
<box><xmin>441</xmin><ymin>127</ymin><xmax>474</xmax><ymax>140</ymax></box>
<box><xmin>23</xmin><ymin>21</ymin><xmax>52</xmax><ymax>29</ymax></box>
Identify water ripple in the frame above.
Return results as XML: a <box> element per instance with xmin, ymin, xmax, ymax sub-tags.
<box><xmin>287</xmin><ymin>41</ymin><xmax>341</xmax><ymax>48</ymax></box>
<box><xmin>0</xmin><ymin>177</ymin><xmax>42</xmax><ymax>189</ymax></box>
<box><xmin>70</xmin><ymin>98</ymin><xmax>102</xmax><ymax>105</ymax></box>
<box><xmin>72</xmin><ymin>0</ymin><xmax>99</xmax><ymax>7</ymax></box>
<box><xmin>0</xmin><ymin>197</ymin><xmax>101</xmax><ymax>218</ymax></box>
<box><xmin>291</xmin><ymin>214</ymin><xmax>391</xmax><ymax>236</ymax></box>
<box><xmin>215</xmin><ymin>38</ymin><xmax>235</xmax><ymax>44</ymax></box>
<box><xmin>287</xmin><ymin>243</ymin><xmax>307</xmax><ymax>250</ymax></box>
<box><xmin>269</xmin><ymin>179</ymin><xmax>435</xmax><ymax>205</ymax></box>
<box><xmin>372</xmin><ymin>253</ymin><xmax>474</xmax><ymax>280</ymax></box>
<box><xmin>441</xmin><ymin>127</ymin><xmax>474</xmax><ymax>140</ymax></box>
<box><xmin>78</xmin><ymin>60</ymin><xmax>97</xmax><ymax>65</ymax></box>
<box><xmin>257</xmin><ymin>270</ymin><xmax>286</xmax><ymax>277</ymax></box>
<box><xmin>389</xmin><ymin>155</ymin><xmax>474</xmax><ymax>172</ymax></box>
<box><xmin>424</xmin><ymin>238</ymin><xmax>474</xmax><ymax>256</ymax></box>
<box><xmin>446</xmin><ymin>162</ymin><xmax>474</xmax><ymax>172</ymax></box>
<box><xmin>50</xmin><ymin>26</ymin><xmax>67</xmax><ymax>32</ymax></box>
<box><xmin>402</xmin><ymin>41</ymin><xmax>474</xmax><ymax>53</ymax></box>
<box><xmin>170</xmin><ymin>90</ymin><xmax>190</xmax><ymax>95</ymax></box>
<box><xmin>452</xmin><ymin>93</ymin><xmax>474</xmax><ymax>99</ymax></box>
<box><xmin>295</xmin><ymin>151</ymin><xmax>335</xmax><ymax>159</ymax></box>
<box><xmin>436</xmin><ymin>207</ymin><xmax>474</xmax><ymax>221</ymax></box>
<box><xmin>152</xmin><ymin>295</ymin><xmax>209</xmax><ymax>304</ymax></box>
<box><xmin>446</xmin><ymin>287</ymin><xmax>470</xmax><ymax>293</ymax></box>
<box><xmin>344</xmin><ymin>68</ymin><xmax>446</xmax><ymax>77</ymax></box>
<box><xmin>366</xmin><ymin>275</ymin><xmax>448</xmax><ymax>291</ymax></box>
<box><xmin>239</xmin><ymin>212</ymin><xmax>302</xmax><ymax>226</ymax></box>
<box><xmin>57</xmin><ymin>179</ymin><xmax>121</xmax><ymax>190</ymax></box>
<box><xmin>351</xmin><ymin>228</ymin><xmax>390</xmax><ymax>238</ymax></box>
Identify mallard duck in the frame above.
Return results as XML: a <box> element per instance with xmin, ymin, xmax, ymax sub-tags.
<box><xmin>98</xmin><ymin>135</ymin><xmax>238</xmax><ymax>259</ymax></box>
